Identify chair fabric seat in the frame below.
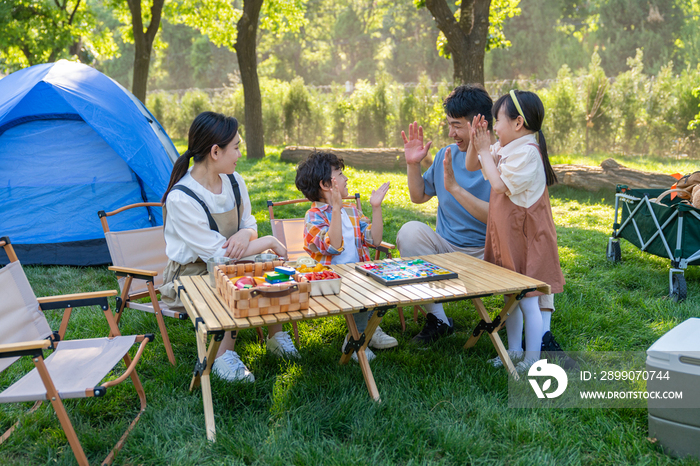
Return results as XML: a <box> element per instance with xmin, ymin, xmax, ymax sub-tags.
<box><xmin>0</xmin><ymin>336</ymin><xmax>136</xmax><ymax>403</ymax></box>
<box><xmin>128</xmin><ymin>300</ymin><xmax>182</xmax><ymax>318</ymax></box>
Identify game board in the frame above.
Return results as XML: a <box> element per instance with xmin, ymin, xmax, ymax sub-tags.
<box><xmin>355</xmin><ymin>259</ymin><xmax>458</xmax><ymax>286</ymax></box>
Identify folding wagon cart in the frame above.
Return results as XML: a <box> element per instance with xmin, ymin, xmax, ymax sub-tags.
<box><xmin>607</xmin><ymin>185</ymin><xmax>700</xmax><ymax>302</ymax></box>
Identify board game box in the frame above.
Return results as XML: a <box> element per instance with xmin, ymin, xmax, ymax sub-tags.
<box><xmin>355</xmin><ymin>259</ymin><xmax>458</xmax><ymax>286</ymax></box>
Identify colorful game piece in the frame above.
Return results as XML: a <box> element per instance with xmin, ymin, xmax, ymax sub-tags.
<box><xmin>264</xmin><ymin>271</ymin><xmax>290</xmax><ymax>283</ymax></box>
<box><xmin>354</xmin><ymin>259</ymin><xmax>458</xmax><ymax>286</ymax></box>
<box><xmin>275</xmin><ymin>266</ymin><xmax>296</xmax><ymax>275</ymax></box>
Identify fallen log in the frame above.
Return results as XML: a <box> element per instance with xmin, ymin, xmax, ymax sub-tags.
<box><xmin>552</xmin><ymin>158</ymin><xmax>677</xmax><ymax>192</ymax></box>
<box><xmin>280</xmin><ymin>146</ymin><xmax>433</xmax><ymax>171</ymax></box>
<box><xmin>280</xmin><ymin>147</ymin><xmax>677</xmax><ymax>192</ymax></box>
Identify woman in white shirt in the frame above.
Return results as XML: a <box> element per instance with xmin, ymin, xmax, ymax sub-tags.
<box><xmin>160</xmin><ymin>111</ymin><xmax>298</xmax><ymax>383</ymax></box>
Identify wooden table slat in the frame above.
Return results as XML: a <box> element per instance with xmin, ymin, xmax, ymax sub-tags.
<box><xmin>179</xmin><ymin>277</ymin><xmax>223</xmax><ymax>331</ymax></box>
<box><xmin>311</xmin><ymin>295</ymin><xmax>341</xmax><ymax>314</ymax></box>
<box><xmin>429</xmin><ymin>253</ymin><xmax>547</xmax><ymax>291</ymax></box>
<box><xmin>334</xmin><ymin>264</ymin><xmax>406</xmax><ymax>305</ymax></box>
<box><xmin>192</xmin><ymin>276</ymin><xmax>237</xmax><ymax>329</ymax></box>
<box><xmin>334</xmin><ymin>265</ymin><xmax>396</xmax><ymax>306</ymax></box>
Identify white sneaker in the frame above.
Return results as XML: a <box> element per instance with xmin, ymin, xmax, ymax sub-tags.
<box><xmin>212</xmin><ymin>351</ymin><xmax>255</xmax><ymax>383</ymax></box>
<box><xmin>515</xmin><ymin>357</ymin><xmax>541</xmax><ymax>374</ymax></box>
<box><xmin>369</xmin><ymin>326</ymin><xmax>398</xmax><ymax>349</ymax></box>
<box><xmin>266</xmin><ymin>331</ymin><xmax>300</xmax><ymax>359</ymax></box>
<box><xmin>342</xmin><ymin>335</ymin><xmax>376</xmax><ymax>363</ymax></box>
<box><xmin>488</xmin><ymin>350</ymin><xmax>524</xmax><ymax>368</ymax></box>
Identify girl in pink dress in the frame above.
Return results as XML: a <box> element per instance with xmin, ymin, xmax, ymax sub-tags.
<box><xmin>466</xmin><ymin>90</ymin><xmax>565</xmax><ymax>372</ymax></box>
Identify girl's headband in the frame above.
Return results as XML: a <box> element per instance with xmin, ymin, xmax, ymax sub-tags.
<box><xmin>509</xmin><ymin>90</ymin><xmax>529</xmax><ymax>128</ymax></box>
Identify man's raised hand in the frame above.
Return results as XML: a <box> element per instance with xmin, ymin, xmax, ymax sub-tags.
<box><xmin>402</xmin><ymin>121</ymin><xmax>432</xmax><ymax>166</ymax></box>
<box><xmin>443</xmin><ymin>148</ymin><xmax>457</xmax><ymax>193</ymax></box>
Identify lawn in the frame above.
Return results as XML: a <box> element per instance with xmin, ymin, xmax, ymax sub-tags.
<box><xmin>1</xmin><ymin>147</ymin><xmax>699</xmax><ymax>465</ymax></box>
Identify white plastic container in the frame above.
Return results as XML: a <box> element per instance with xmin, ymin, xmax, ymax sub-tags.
<box><xmin>305</xmin><ymin>275</ymin><xmax>342</xmax><ymax>296</ymax></box>
<box><xmin>646</xmin><ymin>317</ymin><xmax>700</xmax><ymax>459</ymax></box>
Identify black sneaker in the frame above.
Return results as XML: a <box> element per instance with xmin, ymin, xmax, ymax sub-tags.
<box><xmin>411</xmin><ymin>313</ymin><xmax>454</xmax><ymax>344</ymax></box>
<box><xmin>541</xmin><ymin>331</ymin><xmax>579</xmax><ymax>370</ymax></box>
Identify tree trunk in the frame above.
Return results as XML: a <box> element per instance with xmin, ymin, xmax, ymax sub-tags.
<box><xmin>425</xmin><ymin>0</ymin><xmax>490</xmax><ymax>85</ymax></box>
<box><xmin>235</xmin><ymin>0</ymin><xmax>265</xmax><ymax>159</ymax></box>
<box><xmin>127</xmin><ymin>0</ymin><xmax>164</xmax><ymax>103</ymax></box>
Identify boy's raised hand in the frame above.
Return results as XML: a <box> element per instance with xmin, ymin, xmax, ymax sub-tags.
<box><xmin>402</xmin><ymin>121</ymin><xmax>432</xmax><ymax>166</ymax></box>
<box><xmin>370</xmin><ymin>181</ymin><xmax>391</xmax><ymax>208</ymax></box>
<box><xmin>330</xmin><ymin>177</ymin><xmax>343</xmax><ymax>210</ymax></box>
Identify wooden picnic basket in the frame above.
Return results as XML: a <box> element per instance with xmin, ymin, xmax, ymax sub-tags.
<box><xmin>214</xmin><ymin>261</ymin><xmax>310</xmax><ymax>318</ymax></box>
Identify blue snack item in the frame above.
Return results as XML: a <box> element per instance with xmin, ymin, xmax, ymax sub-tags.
<box><xmin>275</xmin><ymin>266</ymin><xmax>296</xmax><ymax>276</ymax></box>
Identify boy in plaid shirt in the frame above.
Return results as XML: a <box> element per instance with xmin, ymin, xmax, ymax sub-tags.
<box><xmin>295</xmin><ymin>151</ymin><xmax>396</xmax><ymax>360</ymax></box>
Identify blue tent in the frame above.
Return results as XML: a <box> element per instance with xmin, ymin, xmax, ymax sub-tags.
<box><xmin>0</xmin><ymin>60</ymin><xmax>176</xmax><ymax>265</ymax></box>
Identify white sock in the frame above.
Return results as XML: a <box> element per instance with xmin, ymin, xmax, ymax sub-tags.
<box><xmin>541</xmin><ymin>310</ymin><xmax>552</xmax><ymax>335</ymax></box>
<box><xmin>424</xmin><ymin>302</ymin><xmax>451</xmax><ymax>326</ymax></box>
<box><xmin>505</xmin><ymin>304</ymin><xmax>523</xmax><ymax>352</ymax></box>
<box><xmin>521</xmin><ymin>296</ymin><xmax>543</xmax><ymax>362</ymax></box>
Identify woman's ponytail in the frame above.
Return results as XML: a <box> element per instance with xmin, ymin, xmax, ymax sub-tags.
<box><xmin>162</xmin><ymin>151</ymin><xmax>193</xmax><ymax>203</ymax></box>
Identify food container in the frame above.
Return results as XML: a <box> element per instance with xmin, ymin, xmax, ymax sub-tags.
<box><xmin>301</xmin><ymin>267</ymin><xmax>342</xmax><ymax>296</ymax></box>
<box><xmin>214</xmin><ymin>260</ymin><xmax>310</xmax><ymax>318</ymax></box>
<box><xmin>305</xmin><ymin>275</ymin><xmax>342</xmax><ymax>296</ymax></box>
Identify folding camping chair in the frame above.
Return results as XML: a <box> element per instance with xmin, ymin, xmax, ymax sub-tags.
<box><xmin>98</xmin><ymin>202</ymin><xmax>183</xmax><ymax>365</ymax></box>
<box><xmin>267</xmin><ymin>194</ymin><xmax>409</xmax><ymax>332</ymax></box>
<box><xmin>0</xmin><ymin>237</ymin><xmax>151</xmax><ymax>466</ymax></box>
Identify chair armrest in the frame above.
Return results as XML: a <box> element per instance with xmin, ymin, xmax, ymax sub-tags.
<box><xmin>369</xmin><ymin>241</ymin><xmax>395</xmax><ymax>251</ymax></box>
<box><xmin>108</xmin><ymin>265</ymin><xmax>159</xmax><ymax>278</ymax></box>
<box><xmin>37</xmin><ymin>290</ymin><xmax>117</xmax><ymax>305</ymax></box>
<box><xmin>0</xmin><ymin>340</ymin><xmax>51</xmax><ymax>359</ymax></box>
<box><xmin>38</xmin><ymin>290</ymin><xmax>118</xmax><ymax>313</ymax></box>
<box><xmin>0</xmin><ymin>340</ymin><xmax>51</xmax><ymax>353</ymax></box>
<box><xmin>101</xmin><ymin>334</ymin><xmax>154</xmax><ymax>388</ymax></box>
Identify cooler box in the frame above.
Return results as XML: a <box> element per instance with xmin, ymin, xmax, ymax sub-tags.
<box><xmin>646</xmin><ymin>317</ymin><xmax>700</xmax><ymax>459</ymax></box>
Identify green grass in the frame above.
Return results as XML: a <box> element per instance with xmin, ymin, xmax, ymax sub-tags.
<box><xmin>2</xmin><ymin>150</ymin><xmax>700</xmax><ymax>465</ymax></box>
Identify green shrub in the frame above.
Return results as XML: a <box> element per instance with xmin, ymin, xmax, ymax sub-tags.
<box><xmin>541</xmin><ymin>65</ymin><xmax>584</xmax><ymax>154</ymax></box>
<box><xmin>144</xmin><ymin>64</ymin><xmax>700</xmax><ymax>157</ymax></box>
<box><xmin>609</xmin><ymin>49</ymin><xmax>648</xmax><ymax>154</ymax></box>
<box><xmin>283</xmin><ymin>77</ymin><xmax>313</xmax><ymax>145</ymax></box>
<box><xmin>178</xmin><ymin>89</ymin><xmax>212</xmax><ymax>138</ymax></box>
<box><xmin>332</xmin><ymin>94</ymin><xmax>354</xmax><ymax>146</ymax></box>
<box><xmin>582</xmin><ymin>52</ymin><xmax>614</xmax><ymax>154</ymax></box>
<box><xmin>146</xmin><ymin>91</ymin><xmax>180</xmax><ymax>139</ymax></box>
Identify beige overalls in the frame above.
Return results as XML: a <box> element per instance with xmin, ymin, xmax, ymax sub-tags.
<box><xmin>160</xmin><ymin>197</ymin><xmax>240</xmax><ymax>309</ymax></box>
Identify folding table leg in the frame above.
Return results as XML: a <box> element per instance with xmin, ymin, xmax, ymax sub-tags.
<box><xmin>339</xmin><ymin>311</ymin><xmax>382</xmax><ymax>402</ymax></box>
<box><xmin>464</xmin><ymin>294</ymin><xmax>519</xmax><ymax>349</ymax></box>
<box><xmin>468</xmin><ymin>298</ymin><xmax>519</xmax><ymax>379</ymax></box>
<box><xmin>189</xmin><ymin>327</ymin><xmax>224</xmax><ymax>442</ymax></box>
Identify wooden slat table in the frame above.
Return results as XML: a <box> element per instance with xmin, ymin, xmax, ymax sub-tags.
<box><xmin>178</xmin><ymin>252</ymin><xmax>550</xmax><ymax>441</ymax></box>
